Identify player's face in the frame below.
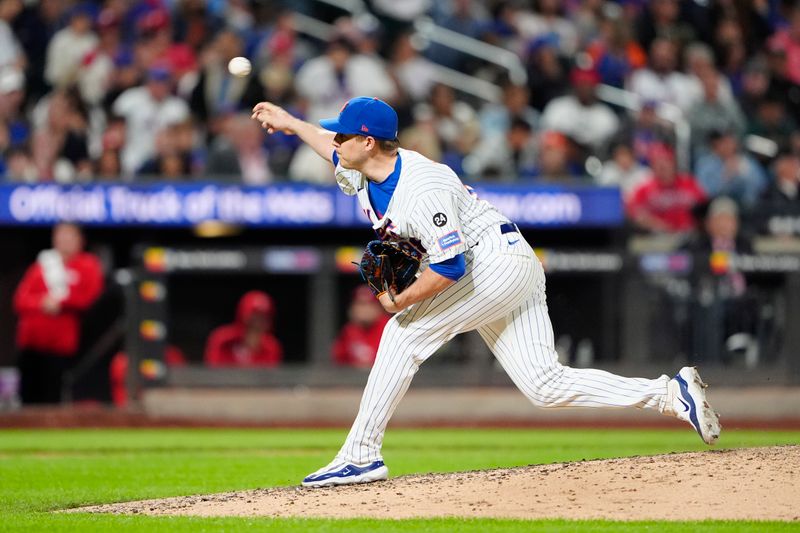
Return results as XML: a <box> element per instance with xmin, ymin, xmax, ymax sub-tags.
<box><xmin>333</xmin><ymin>133</ymin><xmax>370</xmax><ymax>168</ymax></box>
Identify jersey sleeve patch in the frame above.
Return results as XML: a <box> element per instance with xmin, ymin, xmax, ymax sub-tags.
<box><xmin>437</xmin><ymin>231</ymin><xmax>462</xmax><ymax>251</ymax></box>
<box><xmin>335</xmin><ymin>167</ymin><xmax>362</xmax><ymax>196</ymax></box>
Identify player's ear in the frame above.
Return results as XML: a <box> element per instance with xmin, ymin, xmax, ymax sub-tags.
<box><xmin>363</xmin><ymin>135</ymin><xmax>377</xmax><ymax>152</ymax></box>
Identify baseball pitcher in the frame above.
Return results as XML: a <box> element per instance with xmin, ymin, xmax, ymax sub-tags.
<box><xmin>251</xmin><ymin>96</ymin><xmax>721</xmax><ymax>488</ymax></box>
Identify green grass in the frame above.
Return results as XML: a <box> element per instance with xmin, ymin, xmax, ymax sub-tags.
<box><xmin>0</xmin><ymin>428</ymin><xmax>797</xmax><ymax>532</ymax></box>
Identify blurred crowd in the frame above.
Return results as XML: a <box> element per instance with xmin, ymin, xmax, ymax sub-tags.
<box><xmin>0</xmin><ymin>0</ymin><xmax>799</xmax><ymax>237</ymax></box>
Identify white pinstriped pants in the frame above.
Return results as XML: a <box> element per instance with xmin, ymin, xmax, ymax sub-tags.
<box><xmin>338</xmin><ymin>226</ymin><xmax>671</xmax><ymax>464</ymax></box>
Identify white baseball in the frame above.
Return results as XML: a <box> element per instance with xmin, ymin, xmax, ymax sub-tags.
<box><xmin>227</xmin><ymin>56</ymin><xmax>251</xmax><ymax>77</ymax></box>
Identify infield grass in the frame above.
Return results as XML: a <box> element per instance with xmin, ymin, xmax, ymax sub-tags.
<box><xmin>0</xmin><ymin>428</ymin><xmax>797</xmax><ymax>532</ymax></box>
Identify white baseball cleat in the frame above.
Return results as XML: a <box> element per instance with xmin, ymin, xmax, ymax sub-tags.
<box><xmin>302</xmin><ymin>459</ymin><xmax>389</xmax><ymax>488</ymax></box>
<box><xmin>667</xmin><ymin>366</ymin><xmax>722</xmax><ymax>445</ymax></box>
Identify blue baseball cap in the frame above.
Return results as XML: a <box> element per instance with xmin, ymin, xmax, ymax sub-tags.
<box><xmin>319</xmin><ymin>97</ymin><xmax>398</xmax><ymax>140</ymax></box>
<box><xmin>68</xmin><ymin>3</ymin><xmax>98</xmax><ymax>21</ymax></box>
<box><xmin>147</xmin><ymin>65</ymin><xmax>172</xmax><ymax>82</ymax></box>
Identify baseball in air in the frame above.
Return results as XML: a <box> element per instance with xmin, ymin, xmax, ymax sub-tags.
<box><xmin>227</xmin><ymin>56</ymin><xmax>251</xmax><ymax>77</ymax></box>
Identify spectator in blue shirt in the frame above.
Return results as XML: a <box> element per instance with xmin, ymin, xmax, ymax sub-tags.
<box><xmin>694</xmin><ymin>129</ymin><xmax>767</xmax><ymax>211</ymax></box>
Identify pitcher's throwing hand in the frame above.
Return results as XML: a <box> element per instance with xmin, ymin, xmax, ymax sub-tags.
<box><xmin>251</xmin><ymin>102</ymin><xmax>295</xmax><ymax>135</ymax></box>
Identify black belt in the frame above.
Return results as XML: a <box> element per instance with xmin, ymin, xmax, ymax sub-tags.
<box><xmin>500</xmin><ymin>222</ymin><xmax>518</xmax><ymax>234</ymax></box>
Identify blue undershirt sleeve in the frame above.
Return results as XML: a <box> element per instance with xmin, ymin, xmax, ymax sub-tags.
<box><xmin>332</xmin><ymin>151</ymin><xmax>339</xmax><ymax>166</ymax></box>
<box><xmin>429</xmin><ymin>253</ymin><xmax>466</xmax><ymax>281</ymax></box>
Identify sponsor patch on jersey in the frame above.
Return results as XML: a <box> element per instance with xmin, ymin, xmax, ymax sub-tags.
<box><xmin>438</xmin><ymin>231</ymin><xmax>462</xmax><ymax>251</ymax></box>
<box><xmin>432</xmin><ymin>212</ymin><xmax>447</xmax><ymax>227</ymax></box>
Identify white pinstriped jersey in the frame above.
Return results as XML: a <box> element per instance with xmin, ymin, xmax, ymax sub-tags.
<box><xmin>330</xmin><ymin>146</ymin><xmax>674</xmax><ymax>467</ymax></box>
<box><xmin>335</xmin><ymin>148</ymin><xmax>509</xmax><ymax>265</ymax></box>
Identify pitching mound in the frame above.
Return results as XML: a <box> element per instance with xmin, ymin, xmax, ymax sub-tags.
<box><xmin>76</xmin><ymin>446</ymin><xmax>799</xmax><ymax>521</ymax></box>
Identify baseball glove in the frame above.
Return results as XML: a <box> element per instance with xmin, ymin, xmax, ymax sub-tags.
<box><xmin>358</xmin><ymin>240</ymin><xmax>420</xmax><ymax>301</ymax></box>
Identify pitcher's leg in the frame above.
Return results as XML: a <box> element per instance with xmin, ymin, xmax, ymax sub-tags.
<box><xmin>337</xmin><ymin>312</ymin><xmax>452</xmax><ymax>464</ymax></box>
<box><xmin>478</xmin><ymin>295</ymin><xmax>670</xmax><ymax>411</ymax></box>
<box><xmin>302</xmin><ymin>312</ymin><xmax>450</xmax><ymax>487</ymax></box>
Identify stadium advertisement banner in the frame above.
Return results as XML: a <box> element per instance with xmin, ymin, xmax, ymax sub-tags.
<box><xmin>0</xmin><ymin>183</ymin><xmax>623</xmax><ymax>228</ymax></box>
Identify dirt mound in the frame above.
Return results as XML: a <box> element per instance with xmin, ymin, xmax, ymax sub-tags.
<box><xmin>76</xmin><ymin>446</ymin><xmax>799</xmax><ymax>521</ymax></box>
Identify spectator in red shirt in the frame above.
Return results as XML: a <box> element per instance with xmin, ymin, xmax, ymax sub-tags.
<box><xmin>333</xmin><ymin>286</ymin><xmax>391</xmax><ymax>368</ymax></box>
<box><xmin>768</xmin><ymin>5</ymin><xmax>800</xmax><ymax>85</ymax></box>
<box><xmin>204</xmin><ymin>290</ymin><xmax>283</xmax><ymax>367</ymax></box>
<box><xmin>13</xmin><ymin>222</ymin><xmax>104</xmax><ymax>404</ymax></box>
<box><xmin>626</xmin><ymin>143</ymin><xmax>707</xmax><ymax>233</ymax></box>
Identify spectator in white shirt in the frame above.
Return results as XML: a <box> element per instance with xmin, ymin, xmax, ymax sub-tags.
<box><xmin>687</xmin><ymin>71</ymin><xmax>746</xmax><ymax>156</ymax></box>
<box><xmin>44</xmin><ymin>4</ymin><xmax>98</xmax><ymax>89</ymax></box>
<box><xmin>683</xmin><ymin>42</ymin><xmax>734</xmax><ymax>109</ymax></box>
<box><xmin>389</xmin><ymin>31</ymin><xmax>438</xmax><ymax>103</ymax></box>
<box><xmin>75</xmin><ymin>8</ymin><xmax>121</xmax><ymax>107</ymax></box>
<box><xmin>206</xmin><ymin>113</ymin><xmax>273</xmax><ymax>185</ymax></box>
<box><xmin>0</xmin><ymin>0</ymin><xmax>23</xmax><ymax>70</ymax></box>
<box><xmin>541</xmin><ymin>67</ymin><xmax>619</xmax><ymax>154</ymax></box>
<box><xmin>627</xmin><ymin>38</ymin><xmax>694</xmax><ymax>112</ymax></box>
<box><xmin>112</xmin><ymin>66</ymin><xmax>190</xmax><ymax>176</ymax></box>
<box><xmin>514</xmin><ymin>0</ymin><xmax>580</xmax><ymax>57</ymax></box>
<box><xmin>597</xmin><ymin>142</ymin><xmax>651</xmax><ymax>199</ymax></box>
